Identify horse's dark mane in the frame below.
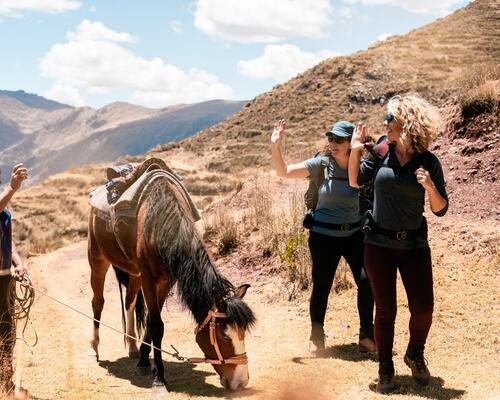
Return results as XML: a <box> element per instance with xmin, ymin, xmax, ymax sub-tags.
<box><xmin>226</xmin><ymin>296</ymin><xmax>256</xmax><ymax>331</ymax></box>
<box><xmin>142</xmin><ymin>180</ymin><xmax>239</xmax><ymax>324</ymax></box>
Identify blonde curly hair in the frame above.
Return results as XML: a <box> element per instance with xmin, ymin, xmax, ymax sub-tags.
<box><xmin>387</xmin><ymin>94</ymin><xmax>441</xmax><ymax>154</ymax></box>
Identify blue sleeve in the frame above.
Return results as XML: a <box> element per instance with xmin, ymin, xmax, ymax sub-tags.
<box><xmin>427</xmin><ymin>153</ymin><xmax>448</xmax><ymax>217</ymax></box>
<box><xmin>304</xmin><ymin>156</ymin><xmax>324</xmax><ymax>179</ymax></box>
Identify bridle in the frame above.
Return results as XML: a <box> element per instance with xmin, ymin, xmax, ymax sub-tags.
<box><xmin>188</xmin><ymin>308</ymin><xmax>248</xmax><ymax>365</ymax></box>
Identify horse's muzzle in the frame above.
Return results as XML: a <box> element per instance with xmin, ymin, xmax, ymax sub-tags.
<box><xmin>220</xmin><ymin>376</ymin><xmax>249</xmax><ymax>391</ymax></box>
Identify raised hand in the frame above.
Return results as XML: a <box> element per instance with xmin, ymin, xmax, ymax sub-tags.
<box><xmin>351</xmin><ymin>123</ymin><xmax>368</xmax><ymax>152</ymax></box>
<box><xmin>10</xmin><ymin>163</ymin><xmax>28</xmax><ymax>191</ymax></box>
<box><xmin>271</xmin><ymin>119</ymin><xmax>286</xmax><ymax>145</ymax></box>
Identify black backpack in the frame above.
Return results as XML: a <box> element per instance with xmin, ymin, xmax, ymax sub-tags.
<box><xmin>304</xmin><ymin>152</ymin><xmax>329</xmax><ymax>211</ymax></box>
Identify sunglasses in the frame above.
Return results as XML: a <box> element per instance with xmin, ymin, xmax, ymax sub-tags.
<box><xmin>327</xmin><ymin>135</ymin><xmax>349</xmax><ymax>144</ymax></box>
<box><xmin>384</xmin><ymin>114</ymin><xmax>395</xmax><ymax>123</ymax></box>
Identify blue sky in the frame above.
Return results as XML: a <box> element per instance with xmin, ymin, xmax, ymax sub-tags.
<box><xmin>0</xmin><ymin>0</ymin><xmax>470</xmax><ymax>109</ymax></box>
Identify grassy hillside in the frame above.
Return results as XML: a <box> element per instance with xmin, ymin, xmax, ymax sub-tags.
<box><xmin>9</xmin><ymin>0</ymin><xmax>499</xmax><ymax>256</ymax></box>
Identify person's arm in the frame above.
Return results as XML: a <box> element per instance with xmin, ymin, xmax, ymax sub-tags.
<box><xmin>11</xmin><ymin>240</ymin><xmax>28</xmax><ymax>279</ymax></box>
<box><xmin>349</xmin><ymin>123</ymin><xmax>369</xmax><ymax>188</ymax></box>
<box><xmin>0</xmin><ymin>164</ymin><xmax>28</xmax><ymax>210</ymax></box>
<box><xmin>271</xmin><ymin>119</ymin><xmax>309</xmax><ymax>179</ymax></box>
<box><xmin>415</xmin><ymin>155</ymin><xmax>448</xmax><ymax>216</ymax></box>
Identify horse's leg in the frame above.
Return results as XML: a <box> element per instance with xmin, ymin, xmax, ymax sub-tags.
<box><xmin>88</xmin><ymin>257</ymin><xmax>110</xmax><ymax>361</ymax></box>
<box><xmin>141</xmin><ymin>275</ymin><xmax>168</xmax><ymax>392</ymax></box>
<box><xmin>136</xmin><ymin>324</ymin><xmax>151</xmax><ymax>375</ymax></box>
<box><xmin>125</xmin><ymin>275</ymin><xmax>142</xmax><ymax>358</ymax></box>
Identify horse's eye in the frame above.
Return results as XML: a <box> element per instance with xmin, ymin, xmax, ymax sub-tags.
<box><xmin>222</xmin><ymin>334</ymin><xmax>231</xmax><ymax>341</ymax></box>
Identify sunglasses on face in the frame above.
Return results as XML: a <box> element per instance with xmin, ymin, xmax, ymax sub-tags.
<box><xmin>384</xmin><ymin>113</ymin><xmax>395</xmax><ymax>123</ymax></box>
<box><xmin>327</xmin><ymin>135</ymin><xmax>348</xmax><ymax>144</ymax></box>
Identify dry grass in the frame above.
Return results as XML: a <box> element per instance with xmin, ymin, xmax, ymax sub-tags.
<box><xmin>456</xmin><ymin>65</ymin><xmax>500</xmax><ymax>118</ymax></box>
<box><xmin>203</xmin><ymin>206</ymin><xmax>240</xmax><ymax>256</ymax></box>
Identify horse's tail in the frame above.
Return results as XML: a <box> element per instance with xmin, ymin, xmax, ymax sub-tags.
<box><xmin>113</xmin><ymin>266</ymin><xmax>147</xmax><ymax>345</ymax></box>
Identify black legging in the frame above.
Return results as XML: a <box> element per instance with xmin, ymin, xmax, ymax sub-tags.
<box><xmin>308</xmin><ymin>229</ymin><xmax>374</xmax><ymax>340</ymax></box>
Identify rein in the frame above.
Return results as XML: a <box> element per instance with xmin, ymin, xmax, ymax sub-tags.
<box><xmin>15</xmin><ymin>279</ymin><xmax>246</xmax><ymax>365</ymax></box>
<box><xmin>189</xmin><ymin>308</ymin><xmax>248</xmax><ymax>365</ymax></box>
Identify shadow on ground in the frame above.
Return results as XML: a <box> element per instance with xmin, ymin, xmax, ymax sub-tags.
<box><xmin>368</xmin><ymin>375</ymin><xmax>466</xmax><ymax>400</ymax></box>
<box><xmin>99</xmin><ymin>358</ymin><xmax>260</xmax><ymax>398</ymax></box>
<box><xmin>291</xmin><ymin>343</ymin><xmax>377</xmax><ymax>364</ymax></box>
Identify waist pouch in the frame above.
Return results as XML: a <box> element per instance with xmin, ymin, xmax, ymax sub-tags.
<box><xmin>303</xmin><ymin>211</ymin><xmax>361</xmax><ymax>231</ymax></box>
<box><xmin>361</xmin><ymin>210</ymin><xmax>427</xmax><ymax>241</ymax></box>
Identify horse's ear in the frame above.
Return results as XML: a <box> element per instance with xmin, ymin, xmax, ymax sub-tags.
<box><xmin>234</xmin><ymin>284</ymin><xmax>250</xmax><ymax>299</ymax></box>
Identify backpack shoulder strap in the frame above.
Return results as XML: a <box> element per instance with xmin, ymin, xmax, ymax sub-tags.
<box><xmin>367</xmin><ymin>140</ymin><xmax>389</xmax><ymax>160</ymax></box>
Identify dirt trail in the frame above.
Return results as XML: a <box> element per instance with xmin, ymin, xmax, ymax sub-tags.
<box><xmin>13</xmin><ymin>224</ymin><xmax>500</xmax><ymax>399</ymax></box>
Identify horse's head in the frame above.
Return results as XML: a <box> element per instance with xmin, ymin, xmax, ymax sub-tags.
<box><xmin>194</xmin><ymin>284</ymin><xmax>255</xmax><ymax>391</ymax></box>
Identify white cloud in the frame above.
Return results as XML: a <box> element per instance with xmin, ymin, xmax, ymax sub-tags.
<box><xmin>39</xmin><ymin>20</ymin><xmax>234</xmax><ymax>107</ymax></box>
<box><xmin>89</xmin><ymin>5</ymin><xmax>96</xmax><ymax>12</ymax></box>
<box><xmin>0</xmin><ymin>0</ymin><xmax>80</xmax><ymax>16</ymax></box>
<box><xmin>193</xmin><ymin>0</ymin><xmax>333</xmax><ymax>43</ymax></box>
<box><xmin>170</xmin><ymin>19</ymin><xmax>183</xmax><ymax>34</ymax></box>
<box><xmin>376</xmin><ymin>32</ymin><xmax>393</xmax><ymax>42</ymax></box>
<box><xmin>339</xmin><ymin>6</ymin><xmax>354</xmax><ymax>19</ymax></box>
<box><xmin>45</xmin><ymin>83</ymin><xmax>85</xmax><ymax>107</ymax></box>
<box><xmin>357</xmin><ymin>0</ymin><xmax>465</xmax><ymax>14</ymax></box>
<box><xmin>67</xmin><ymin>19</ymin><xmax>138</xmax><ymax>43</ymax></box>
<box><xmin>237</xmin><ymin>44</ymin><xmax>340</xmax><ymax>82</ymax></box>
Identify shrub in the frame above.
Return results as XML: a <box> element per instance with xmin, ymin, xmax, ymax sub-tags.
<box><xmin>457</xmin><ymin>64</ymin><xmax>499</xmax><ymax>118</ymax></box>
<box><xmin>247</xmin><ymin>176</ymin><xmax>312</xmax><ymax>292</ymax></box>
<box><xmin>203</xmin><ymin>207</ymin><xmax>239</xmax><ymax>255</ymax></box>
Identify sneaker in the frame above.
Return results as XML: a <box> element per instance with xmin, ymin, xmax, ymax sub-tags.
<box><xmin>376</xmin><ymin>359</ymin><xmax>395</xmax><ymax>394</ymax></box>
<box><xmin>404</xmin><ymin>348</ymin><xmax>430</xmax><ymax>385</ymax></box>
<box><xmin>359</xmin><ymin>337</ymin><xmax>376</xmax><ymax>354</ymax></box>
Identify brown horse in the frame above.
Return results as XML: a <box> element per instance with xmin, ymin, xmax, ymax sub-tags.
<box><xmin>87</xmin><ymin>176</ymin><xmax>256</xmax><ymax>393</ymax></box>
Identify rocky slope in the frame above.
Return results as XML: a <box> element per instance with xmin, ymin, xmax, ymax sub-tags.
<box><xmin>9</xmin><ymin>0</ymin><xmax>500</xmax><ymax>255</ymax></box>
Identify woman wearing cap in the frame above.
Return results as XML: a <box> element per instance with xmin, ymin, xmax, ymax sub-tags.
<box><xmin>271</xmin><ymin>119</ymin><xmax>375</xmax><ymax>355</ymax></box>
<box><xmin>348</xmin><ymin>94</ymin><xmax>448</xmax><ymax>393</ymax></box>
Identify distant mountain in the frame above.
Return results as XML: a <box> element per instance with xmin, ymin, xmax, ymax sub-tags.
<box><xmin>0</xmin><ymin>89</ymin><xmax>71</xmax><ymax>111</ymax></box>
<box><xmin>0</xmin><ymin>93</ymin><xmax>247</xmax><ymax>183</ymax></box>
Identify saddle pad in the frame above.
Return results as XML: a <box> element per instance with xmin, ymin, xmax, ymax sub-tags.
<box><xmin>88</xmin><ymin>157</ymin><xmax>174</xmax><ymax>216</ymax></box>
<box><xmin>88</xmin><ymin>184</ymin><xmax>111</xmax><ymax>215</ymax></box>
<box><xmin>112</xmin><ymin>169</ymin><xmax>201</xmax><ymax>222</ymax></box>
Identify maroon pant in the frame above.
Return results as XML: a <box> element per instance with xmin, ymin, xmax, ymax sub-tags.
<box><xmin>364</xmin><ymin>243</ymin><xmax>434</xmax><ymax>360</ymax></box>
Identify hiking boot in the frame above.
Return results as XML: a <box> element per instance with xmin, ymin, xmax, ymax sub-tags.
<box><xmin>359</xmin><ymin>337</ymin><xmax>376</xmax><ymax>354</ymax></box>
<box><xmin>404</xmin><ymin>347</ymin><xmax>430</xmax><ymax>385</ymax></box>
<box><xmin>376</xmin><ymin>359</ymin><xmax>395</xmax><ymax>394</ymax></box>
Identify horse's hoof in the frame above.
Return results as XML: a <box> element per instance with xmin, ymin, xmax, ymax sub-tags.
<box><xmin>152</xmin><ymin>383</ymin><xmax>169</xmax><ymax>395</ymax></box>
<box><xmin>129</xmin><ymin>351</ymin><xmax>140</xmax><ymax>359</ymax></box>
<box><xmin>136</xmin><ymin>366</ymin><xmax>151</xmax><ymax>376</ymax></box>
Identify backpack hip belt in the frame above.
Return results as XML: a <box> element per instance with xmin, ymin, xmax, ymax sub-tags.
<box><xmin>311</xmin><ymin>220</ymin><xmax>361</xmax><ymax>231</ymax></box>
<box><xmin>363</xmin><ymin>213</ymin><xmax>427</xmax><ymax>241</ymax></box>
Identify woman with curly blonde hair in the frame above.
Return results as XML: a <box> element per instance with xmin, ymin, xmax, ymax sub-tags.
<box><xmin>348</xmin><ymin>94</ymin><xmax>448</xmax><ymax>393</ymax></box>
